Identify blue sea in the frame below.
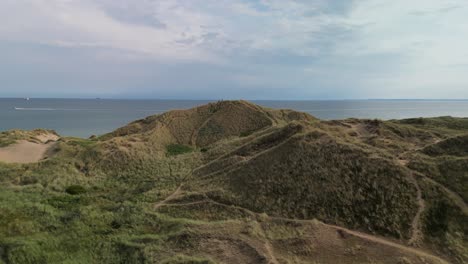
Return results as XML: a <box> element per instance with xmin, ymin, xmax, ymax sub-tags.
<box><xmin>1</xmin><ymin>98</ymin><xmax>468</xmax><ymax>138</ymax></box>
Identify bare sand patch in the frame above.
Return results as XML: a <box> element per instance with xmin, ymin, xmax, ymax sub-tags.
<box><xmin>35</xmin><ymin>133</ymin><xmax>60</xmax><ymax>143</ymax></box>
<box><xmin>0</xmin><ymin>140</ymin><xmax>58</xmax><ymax>164</ymax></box>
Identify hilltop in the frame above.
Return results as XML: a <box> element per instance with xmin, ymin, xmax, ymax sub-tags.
<box><xmin>0</xmin><ymin>101</ymin><xmax>466</xmax><ymax>264</ymax></box>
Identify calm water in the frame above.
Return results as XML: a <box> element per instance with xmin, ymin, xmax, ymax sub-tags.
<box><xmin>1</xmin><ymin>98</ymin><xmax>468</xmax><ymax>138</ymax></box>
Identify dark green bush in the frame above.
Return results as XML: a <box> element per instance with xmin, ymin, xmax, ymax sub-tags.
<box><xmin>65</xmin><ymin>185</ymin><xmax>87</xmax><ymax>195</ymax></box>
<box><xmin>166</xmin><ymin>144</ymin><xmax>193</xmax><ymax>156</ymax></box>
<box><xmin>239</xmin><ymin>131</ymin><xmax>253</xmax><ymax>137</ymax></box>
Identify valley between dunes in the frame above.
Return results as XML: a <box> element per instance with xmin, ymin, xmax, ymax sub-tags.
<box><xmin>0</xmin><ymin>101</ymin><xmax>466</xmax><ymax>264</ymax></box>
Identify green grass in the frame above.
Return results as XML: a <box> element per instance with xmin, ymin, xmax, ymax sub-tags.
<box><xmin>419</xmin><ymin>178</ymin><xmax>468</xmax><ymax>263</ymax></box>
<box><xmin>0</xmin><ymin>137</ymin><xmax>200</xmax><ymax>263</ymax></box>
<box><xmin>408</xmin><ymin>154</ymin><xmax>468</xmax><ymax>202</ymax></box>
<box><xmin>1</xmin><ymin>104</ymin><xmax>467</xmax><ymax>263</ymax></box>
<box><xmin>395</xmin><ymin>116</ymin><xmax>468</xmax><ymax>135</ymax></box>
<box><xmin>422</xmin><ymin>135</ymin><xmax>468</xmax><ymax>157</ymax></box>
<box><xmin>65</xmin><ymin>138</ymin><xmax>98</xmax><ymax>148</ymax></box>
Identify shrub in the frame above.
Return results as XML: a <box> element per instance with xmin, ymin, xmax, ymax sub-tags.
<box><xmin>239</xmin><ymin>131</ymin><xmax>253</xmax><ymax>137</ymax></box>
<box><xmin>65</xmin><ymin>185</ymin><xmax>86</xmax><ymax>195</ymax></box>
<box><xmin>166</xmin><ymin>144</ymin><xmax>193</xmax><ymax>156</ymax></box>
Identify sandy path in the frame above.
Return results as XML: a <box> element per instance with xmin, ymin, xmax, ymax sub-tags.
<box><xmin>261</xmin><ymin>228</ymin><xmax>279</xmax><ymax>264</ymax></box>
<box><xmin>322</xmin><ymin>223</ymin><xmax>449</xmax><ymax>264</ymax></box>
<box><xmin>0</xmin><ymin>140</ymin><xmax>57</xmax><ymax>164</ymax></box>
<box><xmin>153</xmin><ymin>184</ymin><xmax>183</xmax><ymax>210</ymax></box>
<box><xmin>158</xmin><ymin>192</ymin><xmax>449</xmax><ymax>264</ymax></box>
<box><xmin>408</xmin><ymin>173</ymin><xmax>426</xmax><ymax>246</ymax></box>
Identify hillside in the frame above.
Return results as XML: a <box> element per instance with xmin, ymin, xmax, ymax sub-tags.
<box><xmin>0</xmin><ymin>101</ymin><xmax>466</xmax><ymax>264</ymax></box>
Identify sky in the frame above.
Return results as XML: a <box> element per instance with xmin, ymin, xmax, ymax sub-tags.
<box><xmin>1</xmin><ymin>0</ymin><xmax>467</xmax><ymax>100</ymax></box>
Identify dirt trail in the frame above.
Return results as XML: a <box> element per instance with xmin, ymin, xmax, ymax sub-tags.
<box><xmin>322</xmin><ymin>223</ymin><xmax>449</xmax><ymax>264</ymax></box>
<box><xmin>194</xmin><ymin>130</ymin><xmax>296</xmax><ymax>180</ymax></box>
<box><xmin>154</xmin><ymin>187</ymin><xmax>279</xmax><ymax>263</ymax></box>
<box><xmin>160</xmin><ymin>194</ymin><xmax>449</xmax><ymax>264</ymax></box>
<box><xmin>258</xmin><ymin>220</ymin><xmax>279</xmax><ymax>264</ymax></box>
<box><xmin>396</xmin><ymin>152</ymin><xmax>468</xmax><ymax>216</ymax></box>
<box><xmin>263</xmin><ymin>240</ymin><xmax>279</xmax><ymax>264</ymax></box>
<box><xmin>408</xmin><ymin>173</ymin><xmax>426</xmax><ymax>246</ymax></box>
<box><xmin>190</xmin><ymin>115</ymin><xmax>215</xmax><ymax>145</ymax></box>
<box><xmin>397</xmin><ymin>155</ymin><xmax>467</xmax><ymax>216</ymax></box>
<box><xmin>272</xmin><ymin>217</ymin><xmax>448</xmax><ymax>264</ymax></box>
<box><xmin>153</xmin><ymin>184</ymin><xmax>183</xmax><ymax>210</ymax></box>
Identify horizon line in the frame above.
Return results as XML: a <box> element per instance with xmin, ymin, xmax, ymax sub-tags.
<box><xmin>1</xmin><ymin>97</ymin><xmax>468</xmax><ymax>101</ymax></box>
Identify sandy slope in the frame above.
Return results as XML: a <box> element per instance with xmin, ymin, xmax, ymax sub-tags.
<box><xmin>0</xmin><ymin>140</ymin><xmax>57</xmax><ymax>164</ymax></box>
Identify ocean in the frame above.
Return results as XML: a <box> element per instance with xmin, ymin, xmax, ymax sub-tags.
<box><xmin>1</xmin><ymin>98</ymin><xmax>468</xmax><ymax>138</ymax></box>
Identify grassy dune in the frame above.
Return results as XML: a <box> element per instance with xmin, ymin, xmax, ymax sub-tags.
<box><xmin>0</xmin><ymin>101</ymin><xmax>466</xmax><ymax>263</ymax></box>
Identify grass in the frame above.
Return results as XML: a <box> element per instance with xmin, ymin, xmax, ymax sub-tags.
<box><xmin>1</xmin><ymin>103</ymin><xmax>467</xmax><ymax>263</ymax></box>
<box><xmin>408</xmin><ymin>154</ymin><xmax>468</xmax><ymax>202</ymax></box>
<box><xmin>0</xmin><ymin>129</ymin><xmax>58</xmax><ymax>147</ymax></box>
<box><xmin>161</xmin><ymin>255</ymin><xmax>215</xmax><ymax>264</ymax></box>
<box><xmin>202</xmin><ymin>129</ymin><xmax>418</xmax><ymax>239</ymax></box>
<box><xmin>65</xmin><ymin>138</ymin><xmax>98</xmax><ymax>149</ymax></box>
<box><xmin>422</xmin><ymin>135</ymin><xmax>468</xmax><ymax>157</ymax></box>
<box><xmin>0</xmin><ymin>134</ymin><xmax>202</xmax><ymax>263</ymax></box>
<box><xmin>397</xmin><ymin>116</ymin><xmax>468</xmax><ymax>131</ymax></box>
<box><xmin>0</xmin><ymin>138</ymin><xmax>16</xmax><ymax>147</ymax></box>
<box><xmin>0</xmin><ymin>166</ymin><xmax>193</xmax><ymax>264</ymax></box>
<box><xmin>419</xmin><ymin>178</ymin><xmax>468</xmax><ymax>263</ymax></box>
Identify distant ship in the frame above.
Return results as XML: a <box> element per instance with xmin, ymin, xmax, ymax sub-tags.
<box><xmin>25</xmin><ymin>97</ymin><xmax>30</xmax><ymax>100</ymax></box>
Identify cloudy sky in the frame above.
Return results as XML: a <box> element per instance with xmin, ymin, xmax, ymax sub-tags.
<box><xmin>1</xmin><ymin>0</ymin><xmax>467</xmax><ymax>99</ymax></box>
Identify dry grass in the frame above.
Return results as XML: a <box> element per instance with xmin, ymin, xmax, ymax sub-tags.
<box><xmin>0</xmin><ymin>101</ymin><xmax>466</xmax><ymax>264</ymax></box>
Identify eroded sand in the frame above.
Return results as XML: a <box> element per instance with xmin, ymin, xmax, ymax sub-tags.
<box><xmin>0</xmin><ymin>133</ymin><xmax>59</xmax><ymax>164</ymax></box>
<box><xmin>35</xmin><ymin>133</ymin><xmax>60</xmax><ymax>143</ymax></box>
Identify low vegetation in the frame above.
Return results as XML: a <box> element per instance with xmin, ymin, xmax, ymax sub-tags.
<box><xmin>0</xmin><ymin>101</ymin><xmax>466</xmax><ymax>264</ymax></box>
<box><xmin>166</xmin><ymin>144</ymin><xmax>194</xmax><ymax>156</ymax></box>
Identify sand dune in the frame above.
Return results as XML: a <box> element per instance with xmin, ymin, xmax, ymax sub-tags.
<box><xmin>0</xmin><ymin>140</ymin><xmax>57</xmax><ymax>164</ymax></box>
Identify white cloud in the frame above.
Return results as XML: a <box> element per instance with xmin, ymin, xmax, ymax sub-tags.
<box><xmin>0</xmin><ymin>0</ymin><xmax>221</xmax><ymax>62</ymax></box>
<box><xmin>0</xmin><ymin>0</ymin><xmax>467</xmax><ymax>98</ymax></box>
<box><xmin>0</xmin><ymin>0</ymin><xmax>349</xmax><ymax>61</ymax></box>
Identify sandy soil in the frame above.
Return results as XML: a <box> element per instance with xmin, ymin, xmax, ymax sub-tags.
<box><xmin>0</xmin><ymin>140</ymin><xmax>57</xmax><ymax>164</ymax></box>
<box><xmin>35</xmin><ymin>133</ymin><xmax>60</xmax><ymax>143</ymax></box>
